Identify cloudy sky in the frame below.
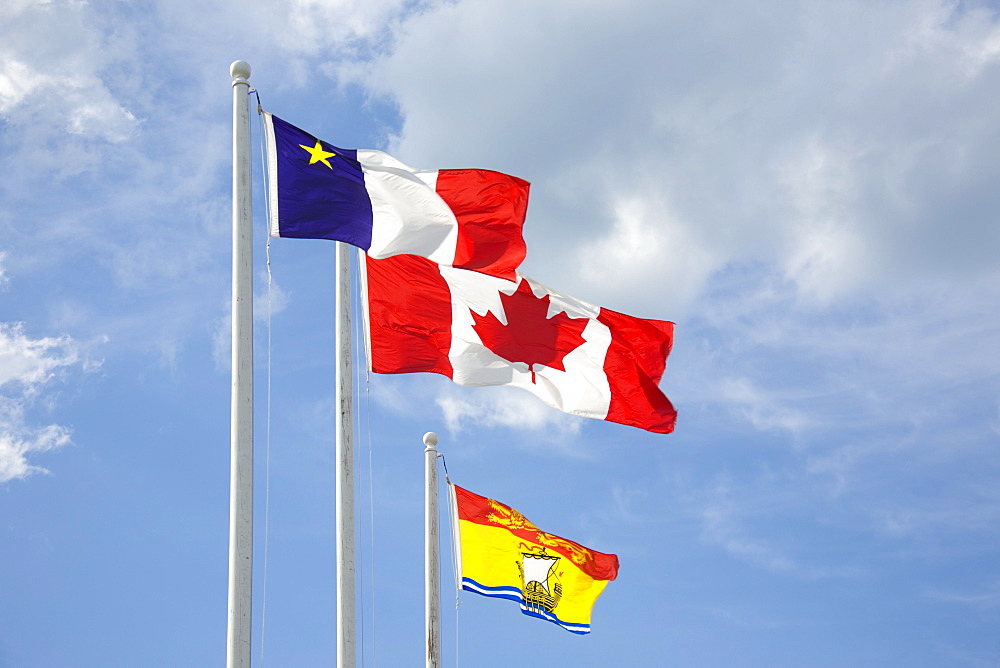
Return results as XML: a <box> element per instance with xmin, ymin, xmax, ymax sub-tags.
<box><xmin>3</xmin><ymin>0</ymin><xmax>1000</xmax><ymax>665</ymax></box>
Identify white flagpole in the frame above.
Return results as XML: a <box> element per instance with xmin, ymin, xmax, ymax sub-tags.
<box><xmin>424</xmin><ymin>432</ymin><xmax>441</xmax><ymax>668</ymax></box>
<box><xmin>227</xmin><ymin>59</ymin><xmax>254</xmax><ymax>668</ymax></box>
<box><xmin>336</xmin><ymin>241</ymin><xmax>357</xmax><ymax>667</ymax></box>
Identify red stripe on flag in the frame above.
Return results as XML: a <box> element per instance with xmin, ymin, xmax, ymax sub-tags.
<box><xmin>436</xmin><ymin>169</ymin><xmax>529</xmax><ymax>280</ymax></box>
<box><xmin>597</xmin><ymin>308</ymin><xmax>676</xmax><ymax>433</ymax></box>
<box><xmin>366</xmin><ymin>254</ymin><xmax>454</xmax><ymax>377</ymax></box>
<box><xmin>454</xmin><ymin>485</ymin><xmax>620</xmax><ymax>581</ymax></box>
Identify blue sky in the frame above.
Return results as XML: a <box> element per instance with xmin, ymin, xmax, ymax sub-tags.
<box><xmin>2</xmin><ymin>0</ymin><xmax>1000</xmax><ymax>665</ymax></box>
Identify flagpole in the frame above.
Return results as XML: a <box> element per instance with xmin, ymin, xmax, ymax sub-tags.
<box><xmin>227</xmin><ymin>59</ymin><xmax>254</xmax><ymax>668</ymax></box>
<box><xmin>336</xmin><ymin>240</ymin><xmax>356</xmax><ymax>667</ymax></box>
<box><xmin>424</xmin><ymin>432</ymin><xmax>441</xmax><ymax>668</ymax></box>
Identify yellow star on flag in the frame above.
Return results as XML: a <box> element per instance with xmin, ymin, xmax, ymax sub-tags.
<box><xmin>299</xmin><ymin>140</ymin><xmax>336</xmax><ymax>169</ymax></box>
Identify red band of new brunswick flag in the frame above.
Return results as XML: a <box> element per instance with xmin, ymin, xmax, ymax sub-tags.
<box><xmin>451</xmin><ymin>484</ymin><xmax>619</xmax><ymax>634</ymax></box>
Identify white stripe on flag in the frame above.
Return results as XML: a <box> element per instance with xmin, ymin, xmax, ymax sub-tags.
<box><xmin>357</xmin><ymin>149</ymin><xmax>459</xmax><ymax>264</ymax></box>
<box><xmin>440</xmin><ymin>268</ymin><xmax>614</xmax><ymax>420</ymax></box>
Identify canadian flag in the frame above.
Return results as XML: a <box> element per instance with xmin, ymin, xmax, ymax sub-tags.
<box><xmin>362</xmin><ymin>254</ymin><xmax>677</xmax><ymax>433</ymax></box>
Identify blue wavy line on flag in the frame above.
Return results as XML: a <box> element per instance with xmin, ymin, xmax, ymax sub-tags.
<box><xmin>460</xmin><ymin>577</ymin><xmax>591</xmax><ymax>634</ymax></box>
<box><xmin>461</xmin><ymin>578</ymin><xmax>522</xmax><ymax>603</ymax></box>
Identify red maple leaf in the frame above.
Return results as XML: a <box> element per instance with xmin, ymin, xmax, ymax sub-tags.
<box><xmin>471</xmin><ymin>279</ymin><xmax>589</xmax><ymax>383</ymax></box>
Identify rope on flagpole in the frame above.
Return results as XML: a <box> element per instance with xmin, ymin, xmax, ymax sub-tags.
<box><xmin>355</xmin><ymin>249</ymin><xmax>379</xmax><ymax>667</ymax></box>
<box><xmin>256</xmin><ymin>98</ymin><xmax>274</xmax><ymax>667</ymax></box>
<box><xmin>353</xmin><ymin>251</ymin><xmax>365</xmax><ymax>665</ymax></box>
<box><xmin>440</xmin><ymin>454</ymin><xmax>463</xmax><ymax>667</ymax></box>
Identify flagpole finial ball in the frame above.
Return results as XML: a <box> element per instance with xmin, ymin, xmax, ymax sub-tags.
<box><xmin>230</xmin><ymin>60</ymin><xmax>251</xmax><ymax>81</ymax></box>
<box><xmin>423</xmin><ymin>432</ymin><xmax>439</xmax><ymax>447</ymax></box>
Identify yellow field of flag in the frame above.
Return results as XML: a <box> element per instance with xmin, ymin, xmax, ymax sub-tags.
<box><xmin>450</xmin><ymin>484</ymin><xmax>619</xmax><ymax>634</ymax></box>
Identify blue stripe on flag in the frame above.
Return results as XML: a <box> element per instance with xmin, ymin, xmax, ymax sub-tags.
<box><xmin>270</xmin><ymin>114</ymin><xmax>374</xmax><ymax>248</ymax></box>
<box><xmin>461</xmin><ymin>578</ymin><xmax>523</xmax><ymax>604</ymax></box>
<box><xmin>460</xmin><ymin>577</ymin><xmax>592</xmax><ymax>634</ymax></box>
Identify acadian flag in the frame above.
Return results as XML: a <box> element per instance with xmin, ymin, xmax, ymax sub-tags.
<box><xmin>262</xmin><ymin>112</ymin><xmax>530</xmax><ymax>280</ymax></box>
<box><xmin>452</xmin><ymin>484</ymin><xmax>619</xmax><ymax>634</ymax></box>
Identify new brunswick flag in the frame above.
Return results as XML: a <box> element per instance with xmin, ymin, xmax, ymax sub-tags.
<box><xmin>451</xmin><ymin>484</ymin><xmax>619</xmax><ymax>634</ymax></box>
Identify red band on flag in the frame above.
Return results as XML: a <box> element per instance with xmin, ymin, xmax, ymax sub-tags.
<box><xmin>598</xmin><ymin>308</ymin><xmax>677</xmax><ymax>434</ymax></box>
<box><xmin>366</xmin><ymin>254</ymin><xmax>453</xmax><ymax>377</ymax></box>
<box><xmin>454</xmin><ymin>485</ymin><xmax>619</xmax><ymax>581</ymax></box>
<box><xmin>438</xmin><ymin>169</ymin><xmax>530</xmax><ymax>281</ymax></box>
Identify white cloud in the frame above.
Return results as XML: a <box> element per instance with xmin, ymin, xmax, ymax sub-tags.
<box><xmin>366</xmin><ymin>374</ymin><xmax>414</xmax><ymax>416</ymax></box>
<box><xmin>281</xmin><ymin>0</ymin><xmax>411</xmax><ymax>53</ymax></box>
<box><xmin>719</xmin><ymin>376</ymin><xmax>813</xmax><ymax>435</ymax></box>
<box><xmin>0</xmin><ymin>322</ymin><xmax>77</xmax><ymax>389</ymax></box>
<box><xmin>162</xmin><ymin>0</ymin><xmax>410</xmax><ymax>54</ymax></box>
<box><xmin>0</xmin><ymin>322</ymin><xmax>81</xmax><ymax>483</ymax></box>
<box><xmin>0</xmin><ymin>421</ymin><xmax>70</xmax><ymax>483</ymax></box>
<box><xmin>148</xmin><ymin>0</ymin><xmax>414</xmax><ymax>90</ymax></box>
<box><xmin>0</xmin><ymin>56</ymin><xmax>40</xmax><ymax>112</ymax></box>
<box><xmin>436</xmin><ymin>386</ymin><xmax>583</xmax><ymax>438</ymax></box>
<box><xmin>685</xmin><ymin>470</ymin><xmax>871</xmax><ymax>579</ymax></box>
<box><xmin>665</xmin><ymin>262</ymin><xmax>1000</xmax><ymax>561</ymax></box>
<box><xmin>255</xmin><ymin>274</ymin><xmax>290</xmax><ymax>324</ymax></box>
<box><xmin>576</xmin><ymin>195</ymin><xmax>715</xmax><ymax>314</ymax></box>
<box><xmin>354</xmin><ymin>0</ymin><xmax>1000</xmax><ymax>310</ymax></box>
<box><xmin>682</xmin><ymin>269</ymin><xmax>1000</xmax><ymax>440</ymax></box>
<box><xmin>696</xmin><ymin>476</ymin><xmax>804</xmax><ymax>575</ymax></box>
<box><xmin>926</xmin><ymin>581</ymin><xmax>1000</xmax><ymax>609</ymax></box>
<box><xmin>213</xmin><ymin>277</ymin><xmax>291</xmax><ymax>372</ymax></box>
<box><xmin>0</xmin><ymin>2</ymin><xmax>138</xmax><ymax>143</ymax></box>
